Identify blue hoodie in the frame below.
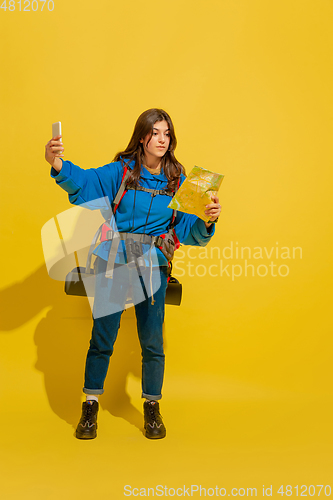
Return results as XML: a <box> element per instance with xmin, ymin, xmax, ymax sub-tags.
<box><xmin>51</xmin><ymin>158</ymin><xmax>215</xmax><ymax>266</ymax></box>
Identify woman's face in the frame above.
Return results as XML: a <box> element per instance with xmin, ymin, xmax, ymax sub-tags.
<box><xmin>140</xmin><ymin>120</ymin><xmax>171</xmax><ymax>161</ymax></box>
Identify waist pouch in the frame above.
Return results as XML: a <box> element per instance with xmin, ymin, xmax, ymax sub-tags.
<box><xmin>101</xmin><ymin>227</ymin><xmax>178</xmax><ymax>262</ymax></box>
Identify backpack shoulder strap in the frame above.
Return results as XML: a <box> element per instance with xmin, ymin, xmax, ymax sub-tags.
<box><xmin>112</xmin><ymin>162</ymin><xmax>132</xmax><ymax>213</ymax></box>
<box><xmin>112</xmin><ymin>166</ymin><xmax>181</xmax><ymax>224</ymax></box>
<box><xmin>169</xmin><ymin>176</ymin><xmax>181</xmax><ymax>229</ymax></box>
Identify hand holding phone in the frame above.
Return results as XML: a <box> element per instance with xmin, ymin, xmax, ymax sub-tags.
<box><xmin>45</xmin><ymin>121</ymin><xmax>64</xmax><ymax>172</ymax></box>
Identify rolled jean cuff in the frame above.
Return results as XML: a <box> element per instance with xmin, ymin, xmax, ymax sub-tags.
<box><xmin>83</xmin><ymin>388</ymin><xmax>104</xmax><ymax>395</ymax></box>
<box><xmin>142</xmin><ymin>392</ymin><xmax>162</xmax><ymax>401</ymax></box>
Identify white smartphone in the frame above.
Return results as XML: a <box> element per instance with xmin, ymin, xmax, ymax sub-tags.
<box><xmin>52</xmin><ymin>121</ymin><xmax>62</xmax><ymax>139</ymax></box>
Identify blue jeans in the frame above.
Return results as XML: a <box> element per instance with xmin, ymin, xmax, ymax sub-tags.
<box><xmin>83</xmin><ymin>257</ymin><xmax>168</xmax><ymax>400</ymax></box>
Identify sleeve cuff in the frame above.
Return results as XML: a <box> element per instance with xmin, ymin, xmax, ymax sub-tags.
<box><xmin>50</xmin><ymin>159</ymin><xmax>70</xmax><ymax>180</ymax></box>
<box><xmin>196</xmin><ymin>218</ymin><xmax>216</xmax><ymax>238</ymax></box>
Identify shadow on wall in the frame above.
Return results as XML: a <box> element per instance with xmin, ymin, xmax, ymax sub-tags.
<box><xmin>0</xmin><ymin>263</ymin><xmax>152</xmax><ymax>433</ymax></box>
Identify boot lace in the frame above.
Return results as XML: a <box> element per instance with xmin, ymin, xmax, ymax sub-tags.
<box><xmin>81</xmin><ymin>403</ymin><xmax>94</xmax><ymax>423</ymax></box>
<box><xmin>146</xmin><ymin>402</ymin><xmax>162</xmax><ymax>426</ymax></box>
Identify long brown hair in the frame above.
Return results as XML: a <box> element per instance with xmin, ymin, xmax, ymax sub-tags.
<box><xmin>113</xmin><ymin>108</ymin><xmax>185</xmax><ymax>192</ymax></box>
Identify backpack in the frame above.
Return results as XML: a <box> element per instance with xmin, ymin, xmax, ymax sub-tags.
<box><xmin>64</xmin><ymin>160</ymin><xmax>182</xmax><ymax>305</ymax></box>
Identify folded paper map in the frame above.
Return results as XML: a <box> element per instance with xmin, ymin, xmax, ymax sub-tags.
<box><xmin>168</xmin><ymin>166</ymin><xmax>224</xmax><ymax>222</ymax></box>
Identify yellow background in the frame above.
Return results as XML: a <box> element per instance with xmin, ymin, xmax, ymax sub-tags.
<box><xmin>1</xmin><ymin>0</ymin><xmax>332</xmax><ymax>498</ymax></box>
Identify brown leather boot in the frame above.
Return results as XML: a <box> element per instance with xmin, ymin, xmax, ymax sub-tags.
<box><xmin>143</xmin><ymin>400</ymin><xmax>166</xmax><ymax>439</ymax></box>
<box><xmin>76</xmin><ymin>400</ymin><xmax>99</xmax><ymax>439</ymax></box>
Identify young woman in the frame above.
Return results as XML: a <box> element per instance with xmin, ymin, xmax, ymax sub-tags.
<box><xmin>45</xmin><ymin>108</ymin><xmax>221</xmax><ymax>440</ymax></box>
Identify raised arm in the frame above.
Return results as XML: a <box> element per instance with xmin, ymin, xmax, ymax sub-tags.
<box><xmin>45</xmin><ymin>134</ymin><xmax>124</xmax><ymax>209</ymax></box>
